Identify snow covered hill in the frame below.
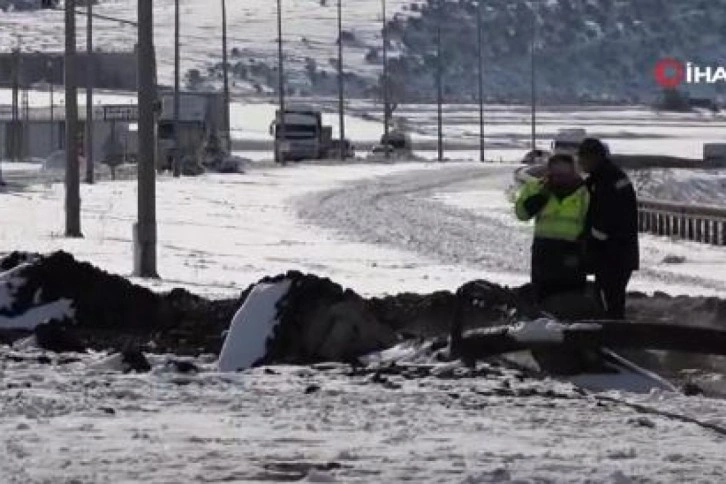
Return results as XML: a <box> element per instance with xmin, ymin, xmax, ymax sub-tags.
<box><xmin>3</xmin><ymin>0</ymin><xmax>726</xmax><ymax>103</ymax></box>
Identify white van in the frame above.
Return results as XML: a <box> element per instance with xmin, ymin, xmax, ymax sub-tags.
<box><xmin>551</xmin><ymin>128</ymin><xmax>587</xmax><ymax>155</ymax></box>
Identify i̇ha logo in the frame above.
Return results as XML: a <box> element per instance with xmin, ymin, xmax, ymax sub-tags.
<box><xmin>654</xmin><ymin>58</ymin><xmax>726</xmax><ymax>87</ymax></box>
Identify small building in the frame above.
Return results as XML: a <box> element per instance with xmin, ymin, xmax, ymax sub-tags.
<box><xmin>0</xmin><ymin>103</ymin><xmax>136</xmax><ymax>164</ymax></box>
<box><xmin>0</xmin><ymin>91</ymin><xmax>226</xmax><ymax>168</ymax></box>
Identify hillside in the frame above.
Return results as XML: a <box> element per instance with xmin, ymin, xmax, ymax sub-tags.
<box><xmin>1</xmin><ymin>0</ymin><xmax>725</xmax><ymax>104</ymax></box>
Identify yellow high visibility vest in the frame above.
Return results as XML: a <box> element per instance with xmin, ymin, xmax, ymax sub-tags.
<box><xmin>515</xmin><ymin>179</ymin><xmax>589</xmax><ymax>242</ymax></box>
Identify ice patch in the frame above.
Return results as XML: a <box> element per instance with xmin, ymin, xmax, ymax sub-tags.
<box><xmin>218</xmin><ymin>279</ymin><xmax>292</xmax><ymax>372</ymax></box>
<box><xmin>0</xmin><ymin>299</ymin><xmax>74</xmax><ymax>331</ymax></box>
<box><xmin>508</xmin><ymin>318</ymin><xmax>566</xmax><ymax>343</ymax></box>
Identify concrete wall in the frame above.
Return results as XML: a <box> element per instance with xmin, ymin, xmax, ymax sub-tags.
<box><xmin>1</xmin><ymin>119</ymin><xmax>134</xmax><ymax>163</ymax></box>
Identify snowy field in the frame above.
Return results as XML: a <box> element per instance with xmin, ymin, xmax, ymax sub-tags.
<box><xmin>4</xmin><ymin>86</ymin><xmax>726</xmax><ymax>162</ymax></box>
<box><xmin>2</xmin><ymin>161</ymin><xmax>726</xmax><ymax>297</ymax></box>
<box><xmin>2</xmin><ymin>350</ymin><xmax>726</xmax><ymax>483</ymax></box>
<box><xmin>3</xmin><ymin>161</ymin><xmax>726</xmax><ymax>481</ymax></box>
<box><xmin>0</xmin><ymin>0</ymin><xmax>414</xmax><ymax>88</ymax></box>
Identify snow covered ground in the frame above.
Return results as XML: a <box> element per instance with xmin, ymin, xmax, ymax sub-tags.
<box><xmin>3</xmin><ymin>159</ymin><xmax>726</xmax><ymax>481</ymax></box>
<box><xmin>0</xmin><ymin>0</ymin><xmax>414</xmax><ymax>89</ymax></box>
<box><xmin>2</xmin><ymin>348</ymin><xmax>726</xmax><ymax>483</ymax></box>
<box><xmin>3</xmin><ymin>161</ymin><xmax>725</xmax><ymax>297</ymax></box>
<box><xmin>635</xmin><ymin>168</ymin><xmax>726</xmax><ymax>207</ymax></box>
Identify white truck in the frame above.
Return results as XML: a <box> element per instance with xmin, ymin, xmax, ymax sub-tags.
<box><xmin>270</xmin><ymin>105</ymin><xmax>332</xmax><ymax>163</ymax></box>
<box><xmin>551</xmin><ymin>128</ymin><xmax>587</xmax><ymax>156</ymax></box>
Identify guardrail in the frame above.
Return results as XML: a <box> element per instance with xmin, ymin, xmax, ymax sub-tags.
<box><xmin>638</xmin><ymin>198</ymin><xmax>726</xmax><ymax>245</ymax></box>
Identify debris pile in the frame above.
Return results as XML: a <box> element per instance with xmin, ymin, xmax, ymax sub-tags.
<box><xmin>1</xmin><ymin>251</ymin><xmax>726</xmax><ymax>380</ymax></box>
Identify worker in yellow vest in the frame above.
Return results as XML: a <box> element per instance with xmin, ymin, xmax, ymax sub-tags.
<box><xmin>515</xmin><ymin>154</ymin><xmax>590</xmax><ymax>301</ymax></box>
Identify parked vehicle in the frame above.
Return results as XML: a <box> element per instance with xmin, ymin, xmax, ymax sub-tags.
<box><xmin>368</xmin><ymin>131</ymin><xmax>413</xmax><ymax>159</ymax></box>
<box><xmin>270</xmin><ymin>106</ymin><xmax>333</xmax><ymax>163</ymax></box>
<box><xmin>521</xmin><ymin>148</ymin><xmax>550</xmax><ymax>165</ymax></box>
<box><xmin>551</xmin><ymin>128</ymin><xmax>587</xmax><ymax>155</ymax></box>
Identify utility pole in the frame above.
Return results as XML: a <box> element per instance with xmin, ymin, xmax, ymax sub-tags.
<box><xmin>436</xmin><ymin>0</ymin><xmax>444</xmax><ymax>162</ymax></box>
<box><xmin>381</xmin><ymin>0</ymin><xmax>390</xmax><ymax>159</ymax></box>
<box><xmin>85</xmin><ymin>0</ymin><xmax>94</xmax><ymax>184</ymax></box>
<box><xmin>221</xmin><ymin>0</ymin><xmax>231</xmax><ymax>155</ymax></box>
<box><xmin>173</xmin><ymin>0</ymin><xmax>181</xmax><ymax>176</ymax></box>
<box><xmin>11</xmin><ymin>40</ymin><xmax>20</xmax><ymax>162</ymax></box>
<box><xmin>477</xmin><ymin>0</ymin><xmax>485</xmax><ymax>162</ymax></box>
<box><xmin>137</xmin><ymin>0</ymin><xmax>158</xmax><ymax>277</ymax></box>
<box><xmin>65</xmin><ymin>0</ymin><xmax>82</xmax><ymax>237</ymax></box>
<box><xmin>337</xmin><ymin>0</ymin><xmax>346</xmax><ymax>161</ymax></box>
<box><xmin>530</xmin><ymin>2</ymin><xmax>537</xmax><ymax>151</ymax></box>
<box><xmin>48</xmin><ymin>59</ymin><xmax>55</xmax><ymax>152</ymax></box>
<box><xmin>276</xmin><ymin>0</ymin><xmax>286</xmax><ymax>164</ymax></box>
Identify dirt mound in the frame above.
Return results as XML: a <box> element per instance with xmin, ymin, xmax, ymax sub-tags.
<box><xmin>2</xmin><ymin>251</ymin><xmax>726</xmax><ymax>375</ymax></box>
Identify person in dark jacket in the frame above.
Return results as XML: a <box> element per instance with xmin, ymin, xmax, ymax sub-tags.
<box><xmin>515</xmin><ymin>154</ymin><xmax>590</xmax><ymax>302</ymax></box>
<box><xmin>578</xmin><ymin>138</ymin><xmax>640</xmax><ymax>320</ymax></box>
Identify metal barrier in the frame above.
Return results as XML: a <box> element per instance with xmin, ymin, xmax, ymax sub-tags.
<box><xmin>638</xmin><ymin>198</ymin><xmax>726</xmax><ymax>246</ymax></box>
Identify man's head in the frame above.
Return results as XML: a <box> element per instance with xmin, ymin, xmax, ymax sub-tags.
<box><xmin>577</xmin><ymin>138</ymin><xmax>609</xmax><ymax>174</ymax></box>
<box><xmin>547</xmin><ymin>154</ymin><xmax>579</xmax><ymax>187</ymax></box>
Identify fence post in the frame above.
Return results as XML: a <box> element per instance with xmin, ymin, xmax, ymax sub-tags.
<box><xmin>695</xmin><ymin>219</ymin><xmax>703</xmax><ymax>242</ymax></box>
<box><xmin>688</xmin><ymin>218</ymin><xmax>695</xmax><ymax>241</ymax></box>
<box><xmin>705</xmin><ymin>219</ymin><xmax>712</xmax><ymax>244</ymax></box>
<box><xmin>721</xmin><ymin>222</ymin><xmax>726</xmax><ymax>246</ymax></box>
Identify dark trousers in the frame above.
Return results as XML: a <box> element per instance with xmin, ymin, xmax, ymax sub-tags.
<box><xmin>531</xmin><ymin>238</ymin><xmax>586</xmax><ymax>303</ymax></box>
<box><xmin>594</xmin><ymin>269</ymin><xmax>632</xmax><ymax>320</ymax></box>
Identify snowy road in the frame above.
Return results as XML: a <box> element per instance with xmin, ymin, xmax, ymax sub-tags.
<box><xmin>298</xmin><ymin>164</ymin><xmax>530</xmax><ymax>282</ymax></box>
<box><xmin>299</xmin><ymin>164</ymin><xmax>726</xmax><ymax>295</ymax></box>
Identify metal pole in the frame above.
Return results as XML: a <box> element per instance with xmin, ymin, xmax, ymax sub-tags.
<box><xmin>173</xmin><ymin>0</ymin><xmax>181</xmax><ymax>177</ymax></box>
<box><xmin>221</xmin><ymin>0</ymin><xmax>231</xmax><ymax>155</ymax></box>
<box><xmin>477</xmin><ymin>0</ymin><xmax>485</xmax><ymax>162</ymax></box>
<box><xmin>382</xmin><ymin>0</ymin><xmax>390</xmax><ymax>159</ymax></box>
<box><xmin>137</xmin><ymin>0</ymin><xmax>158</xmax><ymax>277</ymax></box>
<box><xmin>49</xmin><ymin>59</ymin><xmax>55</xmax><ymax>152</ymax></box>
<box><xmin>276</xmin><ymin>0</ymin><xmax>286</xmax><ymax>164</ymax></box>
<box><xmin>65</xmin><ymin>0</ymin><xmax>82</xmax><ymax>237</ymax></box>
<box><xmin>85</xmin><ymin>0</ymin><xmax>94</xmax><ymax>184</ymax></box>
<box><xmin>436</xmin><ymin>0</ymin><xmax>443</xmax><ymax>162</ymax></box>
<box><xmin>530</xmin><ymin>3</ymin><xmax>537</xmax><ymax>151</ymax></box>
<box><xmin>11</xmin><ymin>43</ymin><xmax>19</xmax><ymax>162</ymax></box>
<box><xmin>337</xmin><ymin>0</ymin><xmax>346</xmax><ymax>160</ymax></box>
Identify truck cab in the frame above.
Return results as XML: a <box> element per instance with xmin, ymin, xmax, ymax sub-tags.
<box><xmin>271</xmin><ymin>106</ymin><xmax>324</xmax><ymax>163</ymax></box>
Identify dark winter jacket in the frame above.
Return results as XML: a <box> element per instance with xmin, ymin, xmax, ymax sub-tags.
<box><xmin>585</xmin><ymin>160</ymin><xmax>640</xmax><ymax>272</ymax></box>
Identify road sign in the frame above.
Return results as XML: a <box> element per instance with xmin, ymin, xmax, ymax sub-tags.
<box><xmin>103</xmin><ymin>105</ymin><xmax>139</xmax><ymax>121</ymax></box>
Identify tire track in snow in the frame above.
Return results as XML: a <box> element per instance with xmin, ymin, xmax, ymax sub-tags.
<box><xmin>298</xmin><ymin>164</ymin><xmax>726</xmax><ymax>293</ymax></box>
<box><xmin>297</xmin><ymin>165</ymin><xmax>532</xmax><ymax>277</ymax></box>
